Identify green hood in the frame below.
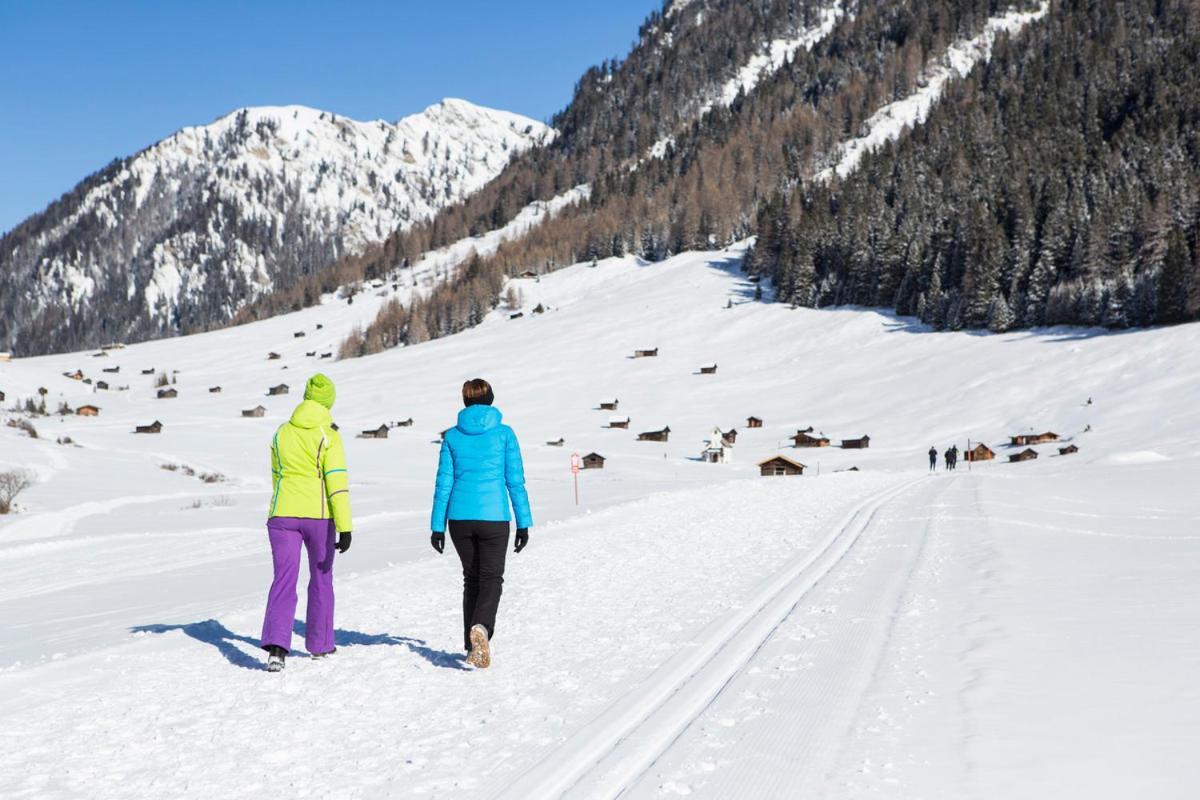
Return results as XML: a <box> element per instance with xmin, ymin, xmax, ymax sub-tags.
<box><xmin>290</xmin><ymin>399</ymin><xmax>333</xmax><ymax>429</ymax></box>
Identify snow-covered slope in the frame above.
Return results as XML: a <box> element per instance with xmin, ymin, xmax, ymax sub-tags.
<box><xmin>0</xmin><ymin>99</ymin><xmax>549</xmax><ymax>354</ymax></box>
<box><xmin>1</xmin><ymin>247</ymin><xmax>1197</xmax><ymax>797</ymax></box>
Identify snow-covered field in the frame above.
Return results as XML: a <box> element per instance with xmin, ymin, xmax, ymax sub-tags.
<box><xmin>1</xmin><ymin>247</ymin><xmax>1197</xmax><ymax>798</ymax></box>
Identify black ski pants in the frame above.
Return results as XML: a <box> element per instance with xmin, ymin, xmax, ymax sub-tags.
<box><xmin>448</xmin><ymin>520</ymin><xmax>510</xmax><ymax>652</ymax></box>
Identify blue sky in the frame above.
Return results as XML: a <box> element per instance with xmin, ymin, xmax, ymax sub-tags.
<box><xmin>0</xmin><ymin>0</ymin><xmax>661</xmax><ymax>234</ymax></box>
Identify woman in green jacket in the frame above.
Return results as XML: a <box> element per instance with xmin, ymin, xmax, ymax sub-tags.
<box><xmin>260</xmin><ymin>373</ymin><xmax>352</xmax><ymax>672</ymax></box>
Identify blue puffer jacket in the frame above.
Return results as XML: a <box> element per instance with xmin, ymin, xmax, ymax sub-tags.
<box><xmin>430</xmin><ymin>405</ymin><xmax>533</xmax><ymax>532</ymax></box>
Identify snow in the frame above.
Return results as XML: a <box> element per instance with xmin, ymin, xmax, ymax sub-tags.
<box><xmin>1</xmin><ymin>244</ymin><xmax>1199</xmax><ymax>797</ymax></box>
<box><xmin>816</xmin><ymin>3</ymin><xmax>1049</xmax><ymax>182</ymax></box>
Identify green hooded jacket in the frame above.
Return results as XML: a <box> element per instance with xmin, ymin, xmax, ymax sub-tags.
<box><xmin>268</xmin><ymin>399</ymin><xmax>352</xmax><ymax>532</ymax></box>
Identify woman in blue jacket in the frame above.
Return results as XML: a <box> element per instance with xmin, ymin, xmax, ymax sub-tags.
<box><xmin>430</xmin><ymin>378</ymin><xmax>533</xmax><ymax>668</ymax></box>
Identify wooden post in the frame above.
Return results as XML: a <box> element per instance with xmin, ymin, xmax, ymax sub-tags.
<box><xmin>570</xmin><ymin>452</ymin><xmax>581</xmax><ymax>506</ymax></box>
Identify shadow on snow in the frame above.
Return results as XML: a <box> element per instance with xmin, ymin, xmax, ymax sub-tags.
<box><xmin>130</xmin><ymin>619</ymin><xmax>468</xmax><ymax>672</ymax></box>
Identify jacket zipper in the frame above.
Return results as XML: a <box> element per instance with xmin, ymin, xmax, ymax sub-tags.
<box><xmin>316</xmin><ymin>433</ymin><xmax>326</xmax><ymax>521</ymax></box>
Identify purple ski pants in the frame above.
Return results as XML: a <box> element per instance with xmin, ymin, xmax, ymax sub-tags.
<box><xmin>260</xmin><ymin>517</ymin><xmax>336</xmax><ymax>654</ymax></box>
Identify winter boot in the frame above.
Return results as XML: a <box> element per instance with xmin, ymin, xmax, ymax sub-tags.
<box><xmin>466</xmin><ymin>624</ymin><xmax>491</xmax><ymax>669</ymax></box>
<box><xmin>266</xmin><ymin>645</ymin><xmax>287</xmax><ymax>673</ymax></box>
<box><xmin>311</xmin><ymin>647</ymin><xmax>338</xmax><ymax>660</ymax></box>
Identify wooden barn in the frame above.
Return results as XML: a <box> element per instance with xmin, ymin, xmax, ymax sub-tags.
<box><xmin>532</xmin><ymin>303</ymin><xmax>546</xmax><ymax>314</ymax></box>
<box><xmin>608</xmin><ymin>416</ymin><xmax>630</xmax><ymax>429</ymax></box>
<box><xmin>96</xmin><ymin>381</ymin><xmax>110</xmax><ymax>390</ymax></box>
<box><xmin>637</xmin><ymin>426</ymin><xmax>671</xmax><ymax>442</ymax></box>
<box><xmin>1011</xmin><ymin>431</ymin><xmax>1059</xmax><ymax>446</ymax></box>
<box><xmin>758</xmin><ymin>455</ymin><xmax>806</xmax><ymax>476</ymax></box>
<box><xmin>157</xmin><ymin>387</ymin><xmax>178</xmax><ymax>399</ymax></box>
<box><xmin>965</xmin><ymin>443</ymin><xmax>996</xmax><ymax>462</ymax></box>
<box><xmin>0</xmin><ymin>390</ymin><xmax>5</xmax><ymax>402</ymax></box>
<box><xmin>721</xmin><ymin>428</ymin><xmax>738</xmax><ymax>444</ymax></box>
<box><xmin>699</xmin><ymin>363</ymin><xmax>718</xmax><ymax>374</ymax></box>
<box><xmin>65</xmin><ymin>370</ymin><xmax>84</xmax><ymax>381</ymax></box>
<box><xmin>209</xmin><ymin>386</ymin><xmax>222</xmax><ymax>393</ymax></box>
<box><xmin>242</xmin><ymin>405</ymin><xmax>267</xmax><ymax>418</ymax></box>
<box><xmin>582</xmin><ymin>452</ymin><xmax>606</xmax><ymax>469</ymax></box>
<box><xmin>76</xmin><ymin>405</ymin><xmax>101</xmax><ymax>417</ymax></box>
<box><xmin>267</xmin><ymin>352</ymin><xmax>281</xmax><ymax>360</ymax></box>
<box><xmin>634</xmin><ymin>347</ymin><xmax>658</xmax><ymax>358</ymax></box>
<box><xmin>294</xmin><ymin>331</ymin><xmax>306</xmax><ymax>338</ymax></box>
<box><xmin>141</xmin><ymin>368</ymin><xmax>155</xmax><ymax>375</ymax></box>
<box><xmin>509</xmin><ymin>312</ymin><xmax>524</xmax><ymax>320</ymax></box>
<box><xmin>599</xmin><ymin>398</ymin><xmax>619</xmax><ymax>411</ymax></box>
<box><xmin>1009</xmin><ymin>448</ymin><xmax>1039</xmax><ymax>463</ymax></box>
<box><xmin>359</xmin><ymin>425</ymin><xmax>390</xmax><ymax>439</ymax></box>
<box><xmin>1059</xmin><ymin>444</ymin><xmax>1079</xmax><ymax>455</ymax></box>
<box><xmin>746</xmin><ymin>416</ymin><xmax>763</xmax><ymax>428</ymax></box>
<box><xmin>102</xmin><ymin>366</ymin><xmax>120</xmax><ymax>374</ymax></box>
<box><xmin>306</xmin><ymin>351</ymin><xmax>317</xmax><ymax>357</ymax></box>
<box><xmin>134</xmin><ymin>420</ymin><xmax>163</xmax><ymax>434</ymax></box>
<box><xmin>793</xmin><ymin>430</ymin><xmax>830</xmax><ymax>448</ymax></box>
<box><xmin>545</xmin><ymin>437</ymin><xmax>565</xmax><ymax>447</ymax></box>
<box><xmin>267</xmin><ymin>384</ymin><xmax>289</xmax><ymax>396</ymax></box>
<box><xmin>320</xmin><ymin>353</ymin><xmax>332</xmax><ymax>359</ymax></box>
<box><xmin>841</xmin><ymin>435</ymin><xmax>871</xmax><ymax>449</ymax></box>
<box><xmin>395</xmin><ymin>418</ymin><xmax>414</xmax><ymax>427</ymax></box>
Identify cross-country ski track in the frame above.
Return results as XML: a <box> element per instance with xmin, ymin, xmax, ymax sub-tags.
<box><xmin>501</xmin><ymin>476</ymin><xmax>926</xmax><ymax>798</ymax></box>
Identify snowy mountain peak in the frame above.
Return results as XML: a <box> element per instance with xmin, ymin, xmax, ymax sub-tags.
<box><xmin>0</xmin><ymin>99</ymin><xmax>550</xmax><ymax>355</ymax></box>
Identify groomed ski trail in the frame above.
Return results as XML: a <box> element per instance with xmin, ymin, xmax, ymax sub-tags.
<box><xmin>496</xmin><ymin>476</ymin><xmax>927</xmax><ymax>799</ymax></box>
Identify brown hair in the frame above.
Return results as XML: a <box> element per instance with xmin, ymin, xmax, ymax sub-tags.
<box><xmin>462</xmin><ymin>378</ymin><xmax>494</xmax><ymax>407</ymax></box>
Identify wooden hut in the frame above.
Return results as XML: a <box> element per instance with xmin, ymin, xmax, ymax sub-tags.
<box><xmin>608</xmin><ymin>416</ymin><xmax>630</xmax><ymax>429</ymax></box>
<box><xmin>294</xmin><ymin>331</ymin><xmax>306</xmax><ymax>338</ymax></box>
<box><xmin>359</xmin><ymin>424</ymin><xmax>390</xmax><ymax>439</ymax></box>
<box><xmin>134</xmin><ymin>420</ymin><xmax>163</xmax><ymax>434</ymax></box>
<box><xmin>722</xmin><ymin>428</ymin><xmax>738</xmax><ymax>444</ymax></box>
<box><xmin>76</xmin><ymin>405</ymin><xmax>101</xmax><ymax>417</ymax></box>
<box><xmin>157</xmin><ymin>387</ymin><xmax>178</xmax><ymax>399</ymax></box>
<box><xmin>141</xmin><ymin>368</ymin><xmax>155</xmax><ymax>375</ymax></box>
<box><xmin>242</xmin><ymin>405</ymin><xmax>267</xmax><ymax>418</ymax></box>
<box><xmin>316</xmin><ymin>323</ymin><xmax>324</xmax><ymax>330</ymax></box>
<box><xmin>102</xmin><ymin>366</ymin><xmax>120</xmax><ymax>374</ymax></box>
<box><xmin>758</xmin><ymin>455</ymin><xmax>806</xmax><ymax>476</ymax></box>
<box><xmin>1058</xmin><ymin>444</ymin><xmax>1079</xmax><ymax>455</ymax></box>
<box><xmin>1009</xmin><ymin>448</ymin><xmax>1039</xmax><ymax>463</ymax></box>
<box><xmin>209</xmin><ymin>386</ymin><xmax>222</xmax><ymax>393</ymax></box>
<box><xmin>395</xmin><ymin>418</ymin><xmax>414</xmax><ymax>427</ymax></box>
<box><xmin>792</xmin><ymin>430</ymin><xmax>830</xmax><ymax>448</ymax></box>
<box><xmin>267</xmin><ymin>384</ymin><xmax>289</xmax><ymax>396</ymax></box>
<box><xmin>634</xmin><ymin>347</ymin><xmax>659</xmax><ymax>358</ymax></box>
<box><xmin>320</xmin><ymin>353</ymin><xmax>332</xmax><ymax>359</ymax></box>
<box><xmin>637</xmin><ymin>426</ymin><xmax>671</xmax><ymax>442</ymax></box>
<box><xmin>96</xmin><ymin>381</ymin><xmax>110</xmax><ymax>390</ymax></box>
<box><xmin>306</xmin><ymin>351</ymin><xmax>317</xmax><ymax>357</ymax></box>
<box><xmin>964</xmin><ymin>443</ymin><xmax>996</xmax><ymax>462</ymax></box>
<box><xmin>1031</xmin><ymin>431</ymin><xmax>1059</xmax><ymax>444</ymax></box>
<box><xmin>582</xmin><ymin>452</ymin><xmax>606</xmax><ymax>469</ymax></box>
<box><xmin>746</xmin><ymin>416</ymin><xmax>763</xmax><ymax>428</ymax></box>
<box><xmin>841</xmin><ymin>435</ymin><xmax>871</xmax><ymax>449</ymax></box>
<box><xmin>65</xmin><ymin>370</ymin><xmax>84</xmax><ymax>381</ymax></box>
<box><xmin>545</xmin><ymin>437</ymin><xmax>565</xmax><ymax>447</ymax></box>
<box><xmin>0</xmin><ymin>390</ymin><xmax>5</xmax><ymax>402</ymax></box>
<box><xmin>699</xmin><ymin>363</ymin><xmax>718</xmax><ymax>374</ymax></box>
<box><xmin>267</xmin><ymin>352</ymin><xmax>281</xmax><ymax>360</ymax></box>
<box><xmin>599</xmin><ymin>398</ymin><xmax>619</xmax><ymax>411</ymax></box>
<box><xmin>509</xmin><ymin>312</ymin><xmax>524</xmax><ymax>320</ymax></box>
<box><xmin>532</xmin><ymin>303</ymin><xmax>546</xmax><ymax>315</ymax></box>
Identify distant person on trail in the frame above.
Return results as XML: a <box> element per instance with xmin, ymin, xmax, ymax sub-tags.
<box><xmin>259</xmin><ymin>373</ymin><xmax>352</xmax><ymax>673</ymax></box>
<box><xmin>944</xmin><ymin>447</ymin><xmax>953</xmax><ymax>471</ymax></box>
<box><xmin>430</xmin><ymin>378</ymin><xmax>533</xmax><ymax>669</ymax></box>
<box><xmin>928</xmin><ymin>446</ymin><xmax>937</xmax><ymax>472</ymax></box>
<box><xmin>950</xmin><ymin>445</ymin><xmax>959</xmax><ymax>470</ymax></box>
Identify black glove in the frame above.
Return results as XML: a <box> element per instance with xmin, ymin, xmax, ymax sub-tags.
<box><xmin>514</xmin><ymin>528</ymin><xmax>529</xmax><ymax>553</ymax></box>
<box><xmin>431</xmin><ymin>531</ymin><xmax>445</xmax><ymax>553</ymax></box>
<box><xmin>336</xmin><ymin>531</ymin><xmax>352</xmax><ymax>554</ymax></box>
